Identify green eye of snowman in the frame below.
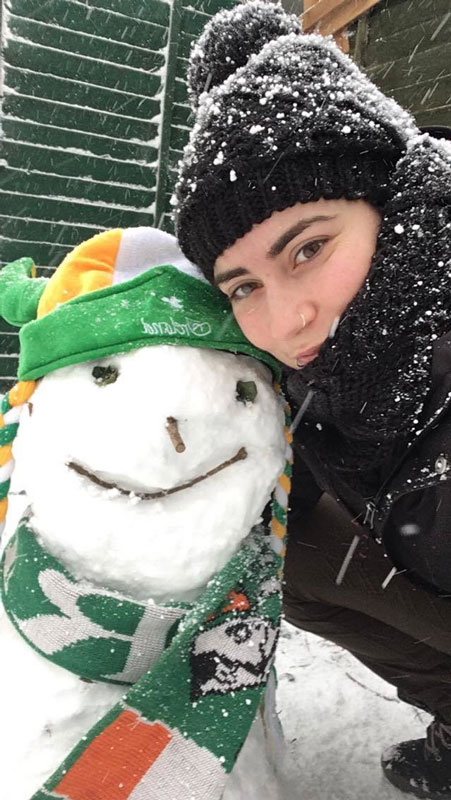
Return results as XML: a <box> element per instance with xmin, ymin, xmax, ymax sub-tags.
<box><xmin>92</xmin><ymin>365</ymin><xmax>119</xmax><ymax>386</ymax></box>
<box><xmin>236</xmin><ymin>380</ymin><xmax>257</xmax><ymax>404</ymax></box>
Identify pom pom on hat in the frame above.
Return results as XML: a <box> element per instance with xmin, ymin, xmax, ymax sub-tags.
<box><xmin>188</xmin><ymin>0</ymin><xmax>301</xmax><ymax>109</ymax></box>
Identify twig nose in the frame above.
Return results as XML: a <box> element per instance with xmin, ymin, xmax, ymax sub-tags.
<box><xmin>166</xmin><ymin>417</ymin><xmax>186</xmax><ymax>453</ymax></box>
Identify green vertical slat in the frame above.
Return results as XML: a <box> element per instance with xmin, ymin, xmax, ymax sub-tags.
<box><xmin>154</xmin><ymin>0</ymin><xmax>183</xmax><ymax>229</ymax></box>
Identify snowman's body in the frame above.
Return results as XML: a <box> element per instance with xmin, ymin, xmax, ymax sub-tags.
<box><xmin>0</xmin><ymin>345</ymin><xmax>289</xmax><ymax>800</ymax></box>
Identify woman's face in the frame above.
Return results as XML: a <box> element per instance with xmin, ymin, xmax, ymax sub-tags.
<box><xmin>214</xmin><ymin>198</ymin><xmax>381</xmax><ymax>368</ymax></box>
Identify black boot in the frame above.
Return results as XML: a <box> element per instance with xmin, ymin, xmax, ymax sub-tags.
<box><xmin>382</xmin><ymin>719</ymin><xmax>451</xmax><ymax>799</ymax></box>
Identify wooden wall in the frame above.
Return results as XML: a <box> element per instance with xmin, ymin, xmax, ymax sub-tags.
<box><xmin>352</xmin><ymin>0</ymin><xmax>451</xmax><ymax>127</ymax></box>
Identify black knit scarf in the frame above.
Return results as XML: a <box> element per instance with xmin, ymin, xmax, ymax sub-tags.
<box><xmin>287</xmin><ymin>136</ymin><xmax>451</xmax><ymax>497</ymax></box>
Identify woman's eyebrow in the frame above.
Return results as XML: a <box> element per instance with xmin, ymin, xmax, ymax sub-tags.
<box><xmin>214</xmin><ymin>214</ymin><xmax>336</xmax><ymax>285</ymax></box>
<box><xmin>268</xmin><ymin>215</ymin><xmax>336</xmax><ymax>258</ymax></box>
<box><xmin>214</xmin><ymin>266</ymin><xmax>249</xmax><ymax>286</ymax></box>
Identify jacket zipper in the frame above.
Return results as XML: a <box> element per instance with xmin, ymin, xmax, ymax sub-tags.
<box><xmin>365</xmin><ymin>394</ymin><xmax>451</xmax><ymax>531</ymax></box>
<box><xmin>363</xmin><ymin>500</ymin><xmax>377</xmax><ymax>531</ymax></box>
<box><xmin>336</xmin><ymin>398</ymin><xmax>451</xmax><ymax>585</ymax></box>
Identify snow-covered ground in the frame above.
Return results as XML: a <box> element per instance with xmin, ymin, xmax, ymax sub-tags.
<box><xmin>277</xmin><ymin>621</ymin><xmax>428</xmax><ymax>799</ymax></box>
<box><xmin>2</xmin><ymin>492</ymin><xmax>427</xmax><ymax>799</ymax></box>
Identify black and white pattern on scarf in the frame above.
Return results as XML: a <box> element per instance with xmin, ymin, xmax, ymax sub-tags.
<box><xmin>190</xmin><ymin>616</ymin><xmax>278</xmax><ymax>700</ymax></box>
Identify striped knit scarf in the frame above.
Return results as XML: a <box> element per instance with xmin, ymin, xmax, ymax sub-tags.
<box><xmin>1</xmin><ymin>504</ymin><xmax>288</xmax><ymax>800</ymax></box>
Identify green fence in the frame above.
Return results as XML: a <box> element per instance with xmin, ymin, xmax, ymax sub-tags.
<box><xmin>0</xmin><ymin>0</ymin><xmax>236</xmax><ymax>389</ymax></box>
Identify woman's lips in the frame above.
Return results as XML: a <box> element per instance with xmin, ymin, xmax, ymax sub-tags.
<box><xmin>295</xmin><ymin>347</ymin><xmax>320</xmax><ymax>367</ymax></box>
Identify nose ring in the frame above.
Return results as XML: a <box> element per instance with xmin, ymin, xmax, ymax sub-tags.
<box><xmin>299</xmin><ymin>312</ymin><xmax>306</xmax><ymax>330</ymax></box>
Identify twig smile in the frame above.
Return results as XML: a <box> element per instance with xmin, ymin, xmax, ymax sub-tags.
<box><xmin>66</xmin><ymin>447</ymin><xmax>248</xmax><ymax>500</ymax></box>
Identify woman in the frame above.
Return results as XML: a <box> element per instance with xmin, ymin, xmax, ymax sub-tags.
<box><xmin>174</xmin><ymin>2</ymin><xmax>451</xmax><ymax>797</ymax></box>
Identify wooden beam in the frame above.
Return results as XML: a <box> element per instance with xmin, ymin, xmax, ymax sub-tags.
<box><xmin>302</xmin><ymin>0</ymin><xmax>350</xmax><ymax>30</ymax></box>
<box><xmin>322</xmin><ymin>0</ymin><xmax>381</xmax><ymax>35</ymax></box>
<box><xmin>302</xmin><ymin>0</ymin><xmax>381</xmax><ymax>36</ymax></box>
<box><xmin>334</xmin><ymin>28</ymin><xmax>350</xmax><ymax>52</ymax></box>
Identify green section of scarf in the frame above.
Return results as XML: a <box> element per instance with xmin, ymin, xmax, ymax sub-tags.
<box><xmin>1</xmin><ymin>514</ymin><xmax>283</xmax><ymax>794</ymax></box>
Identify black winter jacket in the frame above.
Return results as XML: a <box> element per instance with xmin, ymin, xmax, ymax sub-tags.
<box><xmin>290</xmin><ymin>327</ymin><xmax>451</xmax><ymax>597</ymax></box>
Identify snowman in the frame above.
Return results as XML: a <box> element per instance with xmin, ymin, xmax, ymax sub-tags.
<box><xmin>0</xmin><ymin>227</ymin><xmax>293</xmax><ymax>800</ymax></box>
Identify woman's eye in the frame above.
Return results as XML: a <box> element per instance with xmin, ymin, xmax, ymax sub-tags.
<box><xmin>295</xmin><ymin>239</ymin><xmax>326</xmax><ymax>263</ymax></box>
<box><xmin>92</xmin><ymin>365</ymin><xmax>119</xmax><ymax>386</ymax></box>
<box><xmin>236</xmin><ymin>380</ymin><xmax>258</xmax><ymax>404</ymax></box>
<box><xmin>229</xmin><ymin>282</ymin><xmax>256</xmax><ymax>301</ymax></box>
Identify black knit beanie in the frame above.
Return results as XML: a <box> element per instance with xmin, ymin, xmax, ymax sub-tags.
<box><xmin>174</xmin><ymin>0</ymin><xmax>418</xmax><ymax>281</ymax></box>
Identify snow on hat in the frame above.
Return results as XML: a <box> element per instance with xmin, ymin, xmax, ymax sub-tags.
<box><xmin>174</xmin><ymin>0</ymin><xmax>419</xmax><ymax>281</ymax></box>
<box><xmin>0</xmin><ymin>226</ymin><xmax>279</xmax><ymax>536</ymax></box>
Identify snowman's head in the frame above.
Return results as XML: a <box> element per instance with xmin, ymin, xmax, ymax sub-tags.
<box><xmin>15</xmin><ymin>345</ymin><xmax>286</xmax><ymax>602</ymax></box>
<box><xmin>3</xmin><ymin>228</ymin><xmax>287</xmax><ymax>603</ymax></box>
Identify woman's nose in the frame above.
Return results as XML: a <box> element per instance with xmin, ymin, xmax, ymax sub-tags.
<box><xmin>267</xmin><ymin>294</ymin><xmax>316</xmax><ymax>342</ymax></box>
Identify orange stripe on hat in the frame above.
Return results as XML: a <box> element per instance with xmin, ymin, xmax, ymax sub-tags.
<box><xmin>37</xmin><ymin>229</ymin><xmax>123</xmax><ymax>318</ymax></box>
<box><xmin>55</xmin><ymin>710</ymin><xmax>172</xmax><ymax>800</ymax></box>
